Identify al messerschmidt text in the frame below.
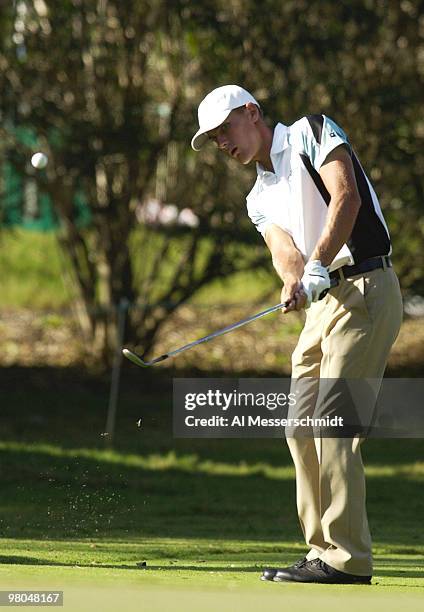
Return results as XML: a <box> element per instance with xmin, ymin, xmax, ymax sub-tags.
<box><xmin>185</xmin><ymin>415</ymin><xmax>344</xmax><ymax>427</ymax></box>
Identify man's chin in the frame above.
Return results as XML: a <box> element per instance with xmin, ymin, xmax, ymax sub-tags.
<box><xmin>237</xmin><ymin>153</ymin><xmax>253</xmax><ymax>165</ymax></box>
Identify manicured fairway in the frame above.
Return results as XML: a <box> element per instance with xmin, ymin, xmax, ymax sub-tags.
<box><xmin>0</xmin><ymin>538</ymin><xmax>423</xmax><ymax>611</ymax></box>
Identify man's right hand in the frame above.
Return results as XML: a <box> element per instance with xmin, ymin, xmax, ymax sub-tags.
<box><xmin>263</xmin><ymin>224</ymin><xmax>308</xmax><ymax>313</ymax></box>
<box><xmin>281</xmin><ymin>276</ymin><xmax>307</xmax><ymax>313</ymax></box>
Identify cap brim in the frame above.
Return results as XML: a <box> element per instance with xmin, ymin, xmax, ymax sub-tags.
<box><xmin>191</xmin><ymin>131</ymin><xmax>209</xmax><ymax>151</ymax></box>
<box><xmin>190</xmin><ymin>108</ymin><xmax>232</xmax><ymax>151</ymax></box>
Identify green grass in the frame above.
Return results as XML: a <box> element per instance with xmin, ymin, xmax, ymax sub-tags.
<box><xmin>0</xmin><ymin>539</ymin><xmax>422</xmax><ymax>612</ymax></box>
<box><xmin>0</xmin><ymin>373</ymin><xmax>423</xmax><ymax>609</ymax></box>
<box><xmin>0</xmin><ymin>229</ymin><xmax>72</xmax><ymax>309</ymax></box>
<box><xmin>192</xmin><ymin>266</ymin><xmax>276</xmax><ymax>305</ymax></box>
<box><xmin>0</xmin><ymin>228</ymin><xmax>276</xmax><ymax>310</ymax></box>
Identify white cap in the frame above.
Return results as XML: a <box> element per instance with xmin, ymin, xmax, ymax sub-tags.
<box><xmin>191</xmin><ymin>85</ymin><xmax>260</xmax><ymax>151</ymax></box>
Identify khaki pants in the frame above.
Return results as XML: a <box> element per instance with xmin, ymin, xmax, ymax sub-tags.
<box><xmin>286</xmin><ymin>266</ymin><xmax>403</xmax><ymax>575</ymax></box>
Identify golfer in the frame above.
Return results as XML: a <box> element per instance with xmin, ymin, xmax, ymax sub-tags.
<box><xmin>191</xmin><ymin>85</ymin><xmax>403</xmax><ymax>584</ymax></box>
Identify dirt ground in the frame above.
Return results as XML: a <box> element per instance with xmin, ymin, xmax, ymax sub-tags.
<box><xmin>0</xmin><ymin>307</ymin><xmax>423</xmax><ymax>376</ymax></box>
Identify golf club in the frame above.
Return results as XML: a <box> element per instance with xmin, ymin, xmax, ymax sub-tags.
<box><xmin>124</xmin><ymin>298</ymin><xmax>296</xmax><ymax>368</ymax></box>
<box><xmin>123</xmin><ymin>279</ymin><xmax>337</xmax><ymax>368</ymax></box>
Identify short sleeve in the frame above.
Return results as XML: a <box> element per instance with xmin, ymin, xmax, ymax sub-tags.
<box><xmin>246</xmin><ymin>180</ymin><xmax>292</xmax><ymax>239</ymax></box>
<box><xmin>246</xmin><ymin>204</ymin><xmax>273</xmax><ymax>237</ymax></box>
<box><xmin>297</xmin><ymin>115</ymin><xmax>352</xmax><ymax>171</ymax></box>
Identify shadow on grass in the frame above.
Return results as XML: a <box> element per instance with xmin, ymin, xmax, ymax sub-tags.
<box><xmin>375</xmin><ymin>569</ymin><xmax>424</xmax><ymax>579</ymax></box>
<box><xmin>0</xmin><ymin>443</ymin><xmax>423</xmax><ymax>550</ymax></box>
<box><xmin>0</xmin><ymin>366</ymin><xmax>423</xmax><ymax>555</ymax></box>
<box><xmin>0</xmin><ymin>444</ymin><xmax>298</xmax><ymax>542</ymax></box>
<box><xmin>1</xmin><ymin>365</ymin><xmax>424</xmax><ymax>465</ymax></box>
<box><xmin>374</xmin><ymin>558</ymin><xmax>424</xmax><ymax>580</ymax></box>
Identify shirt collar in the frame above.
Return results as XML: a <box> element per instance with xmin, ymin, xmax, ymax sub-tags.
<box><xmin>256</xmin><ymin>122</ymin><xmax>288</xmax><ymax>176</ymax></box>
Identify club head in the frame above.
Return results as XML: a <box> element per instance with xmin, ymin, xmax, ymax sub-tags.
<box><xmin>122</xmin><ymin>348</ymin><xmax>169</xmax><ymax>367</ymax></box>
<box><xmin>122</xmin><ymin>348</ymin><xmax>149</xmax><ymax>367</ymax></box>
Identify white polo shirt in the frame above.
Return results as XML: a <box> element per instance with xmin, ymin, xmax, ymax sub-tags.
<box><xmin>246</xmin><ymin>115</ymin><xmax>391</xmax><ymax>271</ymax></box>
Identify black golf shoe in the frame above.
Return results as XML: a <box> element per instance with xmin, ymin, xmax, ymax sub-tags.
<box><xmin>261</xmin><ymin>556</ymin><xmax>309</xmax><ymax>581</ymax></box>
<box><xmin>273</xmin><ymin>558</ymin><xmax>372</xmax><ymax>584</ymax></box>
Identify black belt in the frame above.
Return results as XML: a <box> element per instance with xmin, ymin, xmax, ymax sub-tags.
<box><xmin>329</xmin><ymin>255</ymin><xmax>392</xmax><ymax>288</ymax></box>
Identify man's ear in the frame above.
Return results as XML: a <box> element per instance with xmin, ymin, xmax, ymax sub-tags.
<box><xmin>245</xmin><ymin>102</ymin><xmax>260</xmax><ymax>122</ymax></box>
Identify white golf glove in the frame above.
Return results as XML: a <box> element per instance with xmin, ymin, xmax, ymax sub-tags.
<box><xmin>301</xmin><ymin>260</ymin><xmax>331</xmax><ymax>308</ymax></box>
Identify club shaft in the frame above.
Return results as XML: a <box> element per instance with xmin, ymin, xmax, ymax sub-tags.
<box><xmin>124</xmin><ymin>283</ymin><xmax>336</xmax><ymax>367</ymax></box>
<box><xmin>165</xmin><ymin>301</ymin><xmax>290</xmax><ymax>359</ymax></box>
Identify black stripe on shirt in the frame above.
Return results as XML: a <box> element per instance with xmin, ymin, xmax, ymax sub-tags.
<box><xmin>306</xmin><ymin>114</ymin><xmax>324</xmax><ymax>144</ymax></box>
<box><xmin>348</xmin><ymin>153</ymin><xmax>391</xmax><ymax>262</ymax></box>
<box><xmin>300</xmin><ymin>153</ymin><xmax>330</xmax><ymax>204</ymax></box>
<box><xmin>299</xmin><ymin>151</ymin><xmax>391</xmax><ymax>263</ymax></box>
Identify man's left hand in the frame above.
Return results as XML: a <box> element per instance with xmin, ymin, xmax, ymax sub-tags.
<box><xmin>301</xmin><ymin>260</ymin><xmax>331</xmax><ymax>307</ymax></box>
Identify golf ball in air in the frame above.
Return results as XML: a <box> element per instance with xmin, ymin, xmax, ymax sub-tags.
<box><xmin>31</xmin><ymin>152</ymin><xmax>48</xmax><ymax>169</ymax></box>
